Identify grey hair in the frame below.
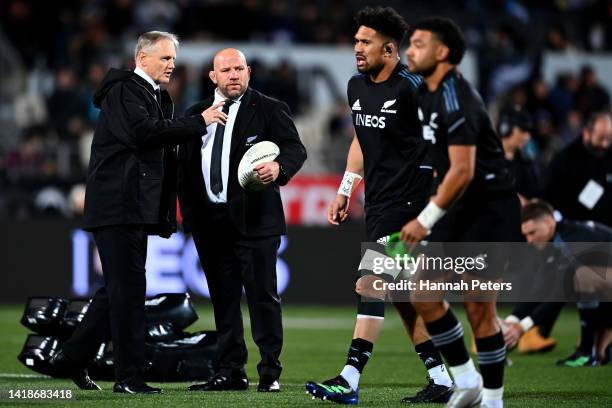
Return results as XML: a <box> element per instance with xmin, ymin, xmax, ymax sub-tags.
<box><xmin>134</xmin><ymin>31</ymin><xmax>179</xmax><ymax>61</ymax></box>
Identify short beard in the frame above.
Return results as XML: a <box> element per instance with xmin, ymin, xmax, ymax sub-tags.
<box><xmin>220</xmin><ymin>86</ymin><xmax>245</xmax><ymax>100</ymax></box>
<box><xmin>411</xmin><ymin>61</ymin><xmax>437</xmax><ymax>78</ymax></box>
<box><xmin>585</xmin><ymin>143</ymin><xmax>610</xmax><ymax>158</ymax></box>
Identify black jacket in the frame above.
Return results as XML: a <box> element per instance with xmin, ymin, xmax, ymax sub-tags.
<box><xmin>83</xmin><ymin>69</ymin><xmax>208</xmax><ymax>237</ymax></box>
<box><xmin>512</xmin><ymin>219</ymin><xmax>612</xmax><ymax>305</ymax></box>
<box><xmin>555</xmin><ymin>218</ymin><xmax>612</xmax><ymax>242</ymax></box>
<box><xmin>178</xmin><ymin>88</ymin><xmax>307</xmax><ymax>237</ymax></box>
<box><xmin>545</xmin><ymin>138</ymin><xmax>612</xmax><ymax>228</ymax></box>
<box><xmin>508</xmin><ymin>150</ymin><xmax>542</xmax><ymax>199</ymax></box>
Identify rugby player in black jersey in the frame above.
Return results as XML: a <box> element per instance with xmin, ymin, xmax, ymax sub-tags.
<box><xmin>403</xmin><ymin>17</ymin><xmax>522</xmax><ymax>408</ymax></box>
<box><xmin>305</xmin><ymin>7</ymin><xmax>452</xmax><ymax>405</ymax></box>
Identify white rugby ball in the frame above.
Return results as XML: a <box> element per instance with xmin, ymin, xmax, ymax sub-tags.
<box><xmin>237</xmin><ymin>141</ymin><xmax>280</xmax><ymax>191</ymax></box>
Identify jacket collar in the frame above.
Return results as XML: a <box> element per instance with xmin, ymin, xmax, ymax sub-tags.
<box><xmin>131</xmin><ymin>71</ymin><xmax>157</xmax><ymax>94</ymax></box>
<box><xmin>129</xmin><ymin>71</ymin><xmax>170</xmax><ymax>118</ymax></box>
<box><xmin>133</xmin><ymin>67</ymin><xmax>160</xmax><ymax>91</ymax></box>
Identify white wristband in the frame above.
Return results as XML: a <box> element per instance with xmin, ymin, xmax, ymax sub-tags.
<box><xmin>519</xmin><ymin>316</ymin><xmax>534</xmax><ymax>332</ymax></box>
<box><xmin>416</xmin><ymin>201</ymin><xmax>446</xmax><ymax>231</ymax></box>
<box><xmin>338</xmin><ymin>171</ymin><xmax>362</xmax><ymax>197</ymax></box>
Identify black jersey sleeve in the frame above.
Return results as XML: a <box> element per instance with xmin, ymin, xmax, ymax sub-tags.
<box><xmin>347</xmin><ymin>76</ymin><xmax>354</xmax><ymax>106</ymax></box>
<box><xmin>397</xmin><ymin>68</ymin><xmax>422</xmax><ymax>115</ymax></box>
<box><xmin>442</xmin><ymin>77</ymin><xmax>480</xmax><ymax>146</ymax></box>
<box><xmin>397</xmin><ymin>67</ymin><xmax>423</xmax><ymax>92</ymax></box>
<box><xmin>347</xmin><ymin>74</ymin><xmax>364</xmax><ymax>109</ymax></box>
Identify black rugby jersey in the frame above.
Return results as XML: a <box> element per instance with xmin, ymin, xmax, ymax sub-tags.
<box><xmin>416</xmin><ymin>69</ymin><xmax>514</xmax><ymax>202</ymax></box>
<box><xmin>347</xmin><ymin>63</ymin><xmax>432</xmax><ymax>216</ymax></box>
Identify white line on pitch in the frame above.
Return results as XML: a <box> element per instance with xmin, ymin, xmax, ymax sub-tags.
<box><xmin>0</xmin><ymin>373</ymin><xmax>50</xmax><ymax>379</ymax></box>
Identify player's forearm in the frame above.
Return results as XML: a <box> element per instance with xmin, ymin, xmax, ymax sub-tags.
<box><xmin>431</xmin><ymin>145</ymin><xmax>475</xmax><ymax>209</ymax></box>
<box><xmin>338</xmin><ymin>135</ymin><xmax>364</xmax><ymax>198</ymax></box>
<box><xmin>416</xmin><ymin>148</ymin><xmax>474</xmax><ymax>232</ymax></box>
<box><xmin>345</xmin><ymin>135</ymin><xmax>364</xmax><ymax>176</ymax></box>
<box><xmin>432</xmin><ymin>164</ymin><xmax>473</xmax><ymax>209</ymax></box>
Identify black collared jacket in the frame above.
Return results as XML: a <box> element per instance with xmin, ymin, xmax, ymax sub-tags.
<box><xmin>178</xmin><ymin>88</ymin><xmax>307</xmax><ymax>237</ymax></box>
<box><xmin>83</xmin><ymin>69</ymin><xmax>208</xmax><ymax>237</ymax></box>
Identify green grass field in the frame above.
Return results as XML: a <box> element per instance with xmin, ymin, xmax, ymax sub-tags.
<box><xmin>0</xmin><ymin>304</ymin><xmax>610</xmax><ymax>407</ymax></box>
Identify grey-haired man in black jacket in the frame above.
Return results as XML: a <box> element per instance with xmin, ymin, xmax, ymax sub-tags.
<box><xmin>50</xmin><ymin>31</ymin><xmax>226</xmax><ymax>394</ymax></box>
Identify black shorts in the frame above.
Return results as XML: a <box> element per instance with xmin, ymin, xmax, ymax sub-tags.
<box><xmin>426</xmin><ymin>193</ymin><xmax>522</xmax><ymax>278</ymax></box>
<box><xmin>365</xmin><ymin>202</ymin><xmax>424</xmax><ymax>242</ymax></box>
<box><xmin>357</xmin><ymin>203</ymin><xmax>423</xmax><ymax>284</ymax></box>
<box><xmin>428</xmin><ymin>193</ymin><xmax>521</xmax><ymax>242</ymax></box>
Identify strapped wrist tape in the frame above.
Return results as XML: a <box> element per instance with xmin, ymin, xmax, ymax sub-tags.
<box><xmin>416</xmin><ymin>201</ymin><xmax>446</xmax><ymax>231</ymax></box>
<box><xmin>338</xmin><ymin>171</ymin><xmax>363</xmax><ymax>197</ymax></box>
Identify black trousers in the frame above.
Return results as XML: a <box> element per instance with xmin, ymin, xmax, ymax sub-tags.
<box><xmin>62</xmin><ymin>225</ymin><xmax>148</xmax><ymax>382</ymax></box>
<box><xmin>192</xmin><ymin>205</ymin><xmax>282</xmax><ymax>382</ymax></box>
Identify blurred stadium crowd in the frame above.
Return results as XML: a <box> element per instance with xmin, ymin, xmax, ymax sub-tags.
<box><xmin>1</xmin><ymin>0</ymin><xmax>611</xmax><ymax>220</ymax></box>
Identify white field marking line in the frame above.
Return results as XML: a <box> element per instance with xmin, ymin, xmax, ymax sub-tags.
<box><xmin>242</xmin><ymin>316</ymin><xmax>401</xmax><ymax>330</ymax></box>
<box><xmin>0</xmin><ymin>373</ymin><xmax>50</xmax><ymax>379</ymax></box>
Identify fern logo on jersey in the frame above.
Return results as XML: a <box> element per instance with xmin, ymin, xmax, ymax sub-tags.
<box><xmin>380</xmin><ymin>99</ymin><xmax>397</xmax><ymax>114</ymax></box>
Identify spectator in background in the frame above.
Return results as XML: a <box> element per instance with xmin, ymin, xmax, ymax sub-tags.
<box><xmin>83</xmin><ymin>63</ymin><xmax>107</xmax><ymax>124</ymax></box>
<box><xmin>164</xmin><ymin>64</ymin><xmax>189</xmax><ymax>113</ymax></box>
<box><xmin>604</xmin><ymin>0</ymin><xmax>612</xmax><ymax>51</ymax></box>
<box><xmin>295</xmin><ymin>1</ymin><xmax>320</xmax><ymax>42</ymax></box>
<box><xmin>575</xmin><ymin>66</ymin><xmax>610</xmax><ymax>117</ymax></box>
<box><xmin>526</xmin><ymin>78</ymin><xmax>556</xmax><ymax>127</ymax></box>
<box><xmin>198</xmin><ymin>59</ymin><xmax>216</xmax><ymax>101</ymax></box>
<box><xmin>324</xmin><ymin>99</ymin><xmax>354</xmax><ymax>173</ymax></box>
<box><xmin>4</xmin><ymin>126</ymin><xmax>48</xmax><ymax>181</ymax></box>
<box><xmin>545</xmin><ymin>110</ymin><xmax>612</xmax><ymax>227</ymax></box>
<box><xmin>46</xmin><ymin>67</ymin><xmax>88</xmax><ymax>139</ymax></box>
<box><xmin>479</xmin><ymin>19</ymin><xmax>534</xmax><ymax>103</ymax></box>
<box><xmin>14</xmin><ymin>86</ymin><xmax>48</xmax><ymax>131</ymax></box>
<box><xmin>134</xmin><ymin>0</ymin><xmax>180</xmax><ymax>33</ymax></box>
<box><xmin>263</xmin><ymin>0</ymin><xmax>295</xmax><ymax>43</ymax></box>
<box><xmin>103</xmin><ymin>0</ymin><xmax>135</xmax><ymax>38</ymax></box>
<box><xmin>267</xmin><ymin>60</ymin><xmax>300</xmax><ymax>114</ymax></box>
<box><xmin>498</xmin><ymin>106</ymin><xmax>541</xmax><ymax>203</ymax></box>
<box><xmin>523</xmin><ymin>78</ymin><xmax>567</xmax><ymax>165</ymax></box>
<box><xmin>549</xmin><ymin>73</ymin><xmax>578</xmax><ymax>125</ymax></box>
<box><xmin>70</xmin><ymin>14</ymin><xmax>112</xmax><ymax>76</ymax></box>
<box><xmin>545</xmin><ymin>23</ymin><xmax>574</xmax><ymax>51</ymax></box>
<box><xmin>537</xmin><ymin>110</ymin><xmax>565</xmax><ymax>164</ymax></box>
<box><xmin>558</xmin><ymin>109</ymin><xmax>583</xmax><ymax>147</ymax></box>
<box><xmin>245</xmin><ymin>59</ymin><xmax>270</xmax><ymax>93</ymax></box>
<box><xmin>504</xmin><ymin>85</ymin><xmax>529</xmax><ymax>110</ymax></box>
